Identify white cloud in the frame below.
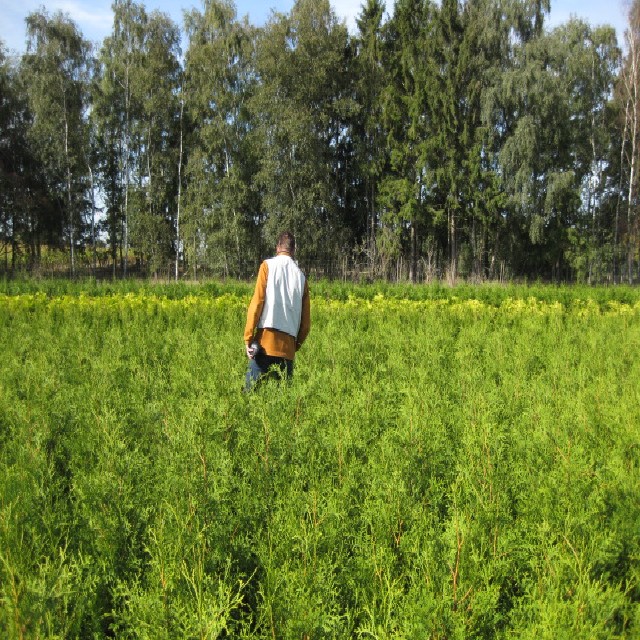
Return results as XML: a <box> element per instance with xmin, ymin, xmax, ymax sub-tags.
<box><xmin>0</xmin><ymin>0</ymin><xmax>114</xmax><ymax>52</ymax></box>
<box><xmin>51</xmin><ymin>0</ymin><xmax>113</xmax><ymax>32</ymax></box>
<box><xmin>333</xmin><ymin>0</ymin><xmax>365</xmax><ymax>33</ymax></box>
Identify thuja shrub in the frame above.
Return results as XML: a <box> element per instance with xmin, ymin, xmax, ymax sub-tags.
<box><xmin>0</xmin><ymin>284</ymin><xmax>638</xmax><ymax>638</ymax></box>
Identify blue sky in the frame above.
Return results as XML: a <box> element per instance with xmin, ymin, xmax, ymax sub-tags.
<box><xmin>0</xmin><ymin>0</ymin><xmax>628</xmax><ymax>56</ymax></box>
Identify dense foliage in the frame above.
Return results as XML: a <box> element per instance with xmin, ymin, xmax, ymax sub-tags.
<box><xmin>1</xmin><ymin>0</ymin><xmax>640</xmax><ymax>282</ymax></box>
<box><xmin>0</xmin><ymin>279</ymin><xmax>639</xmax><ymax>637</ymax></box>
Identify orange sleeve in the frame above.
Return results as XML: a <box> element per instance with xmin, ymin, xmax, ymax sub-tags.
<box><xmin>296</xmin><ymin>280</ymin><xmax>311</xmax><ymax>350</ymax></box>
<box><xmin>244</xmin><ymin>261</ymin><xmax>268</xmax><ymax>344</ymax></box>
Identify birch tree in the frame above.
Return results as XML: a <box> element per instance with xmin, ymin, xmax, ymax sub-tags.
<box><xmin>619</xmin><ymin>0</ymin><xmax>640</xmax><ymax>283</ymax></box>
<box><xmin>183</xmin><ymin>0</ymin><xmax>256</xmax><ymax>278</ymax></box>
<box><xmin>23</xmin><ymin>10</ymin><xmax>91</xmax><ymax>275</ymax></box>
<box><xmin>131</xmin><ymin>10</ymin><xmax>181</xmax><ymax>276</ymax></box>
<box><xmin>95</xmin><ymin>0</ymin><xmax>146</xmax><ymax>275</ymax></box>
<box><xmin>556</xmin><ymin>21</ymin><xmax>620</xmax><ymax>282</ymax></box>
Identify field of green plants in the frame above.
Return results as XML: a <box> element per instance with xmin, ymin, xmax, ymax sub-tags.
<box><xmin>1</xmin><ymin>279</ymin><xmax>639</xmax><ymax>639</ymax></box>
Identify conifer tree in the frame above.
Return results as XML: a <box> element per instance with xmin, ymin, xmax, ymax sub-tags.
<box><xmin>251</xmin><ymin>0</ymin><xmax>352</xmax><ymax>268</ymax></box>
<box><xmin>0</xmin><ymin>45</ymin><xmax>37</xmax><ymax>271</ymax></box>
<box><xmin>353</xmin><ymin>0</ymin><xmax>388</xmax><ymax>274</ymax></box>
<box><xmin>378</xmin><ymin>0</ymin><xmax>437</xmax><ymax>281</ymax></box>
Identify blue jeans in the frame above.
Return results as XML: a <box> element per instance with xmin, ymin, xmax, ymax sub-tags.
<box><xmin>244</xmin><ymin>353</ymin><xmax>294</xmax><ymax>392</ymax></box>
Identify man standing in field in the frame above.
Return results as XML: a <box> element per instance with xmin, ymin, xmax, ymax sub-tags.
<box><xmin>244</xmin><ymin>230</ymin><xmax>310</xmax><ymax>391</ymax></box>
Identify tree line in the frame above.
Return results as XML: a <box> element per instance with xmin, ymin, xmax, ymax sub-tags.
<box><xmin>1</xmin><ymin>0</ymin><xmax>639</xmax><ymax>283</ymax></box>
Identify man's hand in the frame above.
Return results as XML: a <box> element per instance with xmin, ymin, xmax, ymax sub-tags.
<box><xmin>247</xmin><ymin>342</ymin><xmax>262</xmax><ymax>359</ymax></box>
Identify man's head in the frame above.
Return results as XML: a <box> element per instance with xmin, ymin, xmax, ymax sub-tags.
<box><xmin>276</xmin><ymin>231</ymin><xmax>295</xmax><ymax>256</ymax></box>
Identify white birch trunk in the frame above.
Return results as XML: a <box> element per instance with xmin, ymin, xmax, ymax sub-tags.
<box><xmin>176</xmin><ymin>97</ymin><xmax>184</xmax><ymax>282</ymax></box>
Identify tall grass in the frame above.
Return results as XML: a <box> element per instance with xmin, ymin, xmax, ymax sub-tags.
<box><xmin>0</xmin><ymin>282</ymin><xmax>638</xmax><ymax>638</ymax></box>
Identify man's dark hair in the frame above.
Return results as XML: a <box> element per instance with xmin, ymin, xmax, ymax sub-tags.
<box><xmin>277</xmin><ymin>231</ymin><xmax>295</xmax><ymax>254</ymax></box>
